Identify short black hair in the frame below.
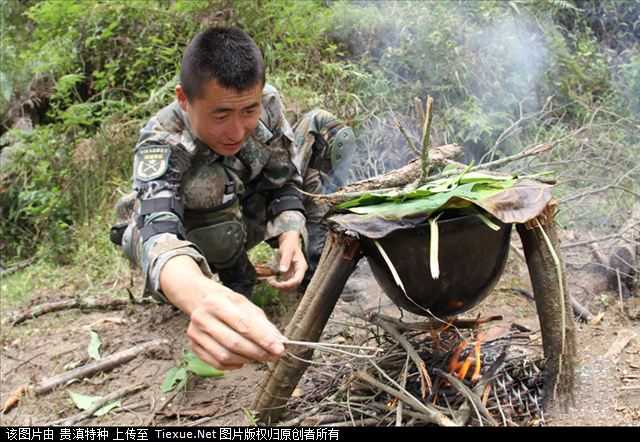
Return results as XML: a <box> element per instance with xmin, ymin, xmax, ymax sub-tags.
<box><xmin>180</xmin><ymin>27</ymin><xmax>265</xmax><ymax>101</ymax></box>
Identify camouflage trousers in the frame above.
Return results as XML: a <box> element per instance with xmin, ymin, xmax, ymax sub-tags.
<box><xmin>118</xmin><ymin>109</ymin><xmax>350</xmax><ymax>297</ymax></box>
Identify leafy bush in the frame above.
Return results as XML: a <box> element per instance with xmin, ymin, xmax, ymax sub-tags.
<box><xmin>0</xmin><ymin>1</ymin><xmax>222</xmax><ymax>263</ymax></box>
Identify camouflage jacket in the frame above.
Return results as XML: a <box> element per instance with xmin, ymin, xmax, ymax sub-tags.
<box><xmin>131</xmin><ymin>84</ymin><xmax>306</xmax><ymax>298</ymax></box>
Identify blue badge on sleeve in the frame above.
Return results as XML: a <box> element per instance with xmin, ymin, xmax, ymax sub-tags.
<box><xmin>134</xmin><ymin>146</ymin><xmax>171</xmax><ymax>181</ymax></box>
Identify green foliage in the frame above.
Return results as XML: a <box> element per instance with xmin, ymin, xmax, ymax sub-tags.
<box><xmin>618</xmin><ymin>53</ymin><xmax>640</xmax><ymax>114</ymax></box>
<box><xmin>235</xmin><ymin>0</ymin><xmax>372</xmax><ymax>121</ymax></box>
<box><xmin>247</xmin><ymin>241</ymin><xmax>275</xmax><ymax>264</ymax></box>
<box><xmin>88</xmin><ymin>330</ymin><xmax>102</xmax><ymax>361</ymax></box>
<box><xmin>247</xmin><ymin>242</ymin><xmax>281</xmax><ymax>308</ymax></box>
<box><xmin>68</xmin><ymin>391</ymin><xmax>121</xmax><ymax>417</ymax></box>
<box><xmin>0</xmin><ymin>260</ymin><xmax>65</xmax><ymax>307</ymax></box>
<box><xmin>160</xmin><ymin>366</ymin><xmax>188</xmax><ymax>393</ymax></box>
<box><xmin>251</xmin><ymin>282</ymin><xmax>282</xmax><ymax>309</ymax></box>
<box><xmin>338</xmin><ymin>171</ymin><xmax>516</xmax><ymax>219</ymax></box>
<box><xmin>1</xmin><ymin>1</ymin><xmax>216</xmax><ymax>264</ymax></box>
<box><xmin>1</xmin><ymin>125</ymin><xmax>73</xmax><ymax>259</ymax></box>
<box><xmin>184</xmin><ymin>351</ymin><xmax>225</xmax><ymax>378</ymax></box>
<box><xmin>161</xmin><ymin>350</ymin><xmax>224</xmax><ymax>393</ymax></box>
<box><xmin>328</xmin><ymin>1</ymin><xmax>558</xmax><ymax>148</ymax></box>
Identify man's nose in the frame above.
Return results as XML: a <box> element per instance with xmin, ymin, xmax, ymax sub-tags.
<box><xmin>226</xmin><ymin>116</ymin><xmax>245</xmax><ymax>142</ymax></box>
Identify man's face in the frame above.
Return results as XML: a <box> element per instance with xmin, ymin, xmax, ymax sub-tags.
<box><xmin>176</xmin><ymin>79</ymin><xmax>263</xmax><ymax>156</ymax></box>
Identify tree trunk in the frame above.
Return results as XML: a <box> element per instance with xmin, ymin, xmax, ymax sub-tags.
<box><xmin>516</xmin><ymin>206</ymin><xmax>576</xmax><ymax>409</ymax></box>
<box><xmin>253</xmin><ymin>231</ymin><xmax>362</xmax><ymax>424</ymax></box>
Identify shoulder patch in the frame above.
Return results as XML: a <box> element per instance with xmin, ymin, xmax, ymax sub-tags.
<box><xmin>134</xmin><ymin>146</ymin><xmax>171</xmax><ymax>181</ymax></box>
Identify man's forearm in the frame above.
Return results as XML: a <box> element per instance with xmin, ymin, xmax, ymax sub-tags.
<box><xmin>159</xmin><ymin>255</ymin><xmax>222</xmax><ymax>315</ymax></box>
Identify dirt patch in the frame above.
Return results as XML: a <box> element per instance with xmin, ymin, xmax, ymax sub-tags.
<box><xmin>0</xmin><ymin>297</ymin><xmax>262</xmax><ymax>426</ymax></box>
<box><xmin>1</xmin><ymin>248</ymin><xmax>639</xmax><ymax>426</ymax></box>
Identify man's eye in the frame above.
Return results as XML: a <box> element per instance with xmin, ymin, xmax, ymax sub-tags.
<box><xmin>243</xmin><ymin>108</ymin><xmax>258</xmax><ymax>116</ymax></box>
<box><xmin>213</xmin><ymin>114</ymin><xmax>228</xmax><ymax>122</ymax></box>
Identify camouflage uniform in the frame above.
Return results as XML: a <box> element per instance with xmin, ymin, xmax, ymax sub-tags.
<box><xmin>115</xmin><ymin>84</ymin><xmax>354</xmax><ymax>300</ymax></box>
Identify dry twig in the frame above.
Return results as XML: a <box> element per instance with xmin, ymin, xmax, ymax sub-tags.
<box><xmin>33</xmin><ymin>339</ymin><xmax>168</xmax><ymax>396</ymax></box>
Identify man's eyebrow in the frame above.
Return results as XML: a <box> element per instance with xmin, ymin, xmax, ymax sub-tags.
<box><xmin>243</xmin><ymin>102</ymin><xmax>260</xmax><ymax>110</ymax></box>
<box><xmin>210</xmin><ymin>107</ymin><xmax>232</xmax><ymax>114</ymax></box>
<box><xmin>210</xmin><ymin>102</ymin><xmax>260</xmax><ymax>114</ymax></box>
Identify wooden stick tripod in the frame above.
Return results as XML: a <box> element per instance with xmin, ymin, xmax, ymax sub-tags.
<box><xmin>253</xmin><ymin>203</ymin><xmax>577</xmax><ymax>424</ymax></box>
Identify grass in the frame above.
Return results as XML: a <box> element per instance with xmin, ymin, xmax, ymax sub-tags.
<box><xmin>1</xmin><ymin>214</ymin><xmax>131</xmax><ymax>312</ymax></box>
<box><xmin>1</xmin><ymin>260</ymin><xmax>64</xmax><ymax>308</ymax></box>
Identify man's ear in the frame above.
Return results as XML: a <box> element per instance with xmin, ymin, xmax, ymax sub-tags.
<box><xmin>176</xmin><ymin>84</ymin><xmax>188</xmax><ymax>111</ymax></box>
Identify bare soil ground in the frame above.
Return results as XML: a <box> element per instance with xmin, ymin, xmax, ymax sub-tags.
<box><xmin>1</xmin><ymin>234</ymin><xmax>638</xmax><ymax>426</ymax></box>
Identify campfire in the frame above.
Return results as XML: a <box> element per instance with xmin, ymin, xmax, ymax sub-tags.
<box><xmin>281</xmin><ymin>313</ymin><xmax>546</xmax><ymax>427</ymax></box>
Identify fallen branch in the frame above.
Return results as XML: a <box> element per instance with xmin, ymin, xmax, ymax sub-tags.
<box><xmin>186</xmin><ymin>407</ymin><xmax>243</xmax><ymax>427</ymax></box>
<box><xmin>604</xmin><ymin>329</ymin><xmax>636</xmax><ymax>358</ymax></box>
<box><xmin>278</xmin><ymin>405</ymin><xmax>323</xmax><ymax>427</ymax></box>
<box><xmin>9</xmin><ymin>296</ymin><xmax>154</xmax><ymax>326</ymax></box>
<box><xmin>396</xmin><ymin>355</ymin><xmax>409</xmax><ymax>426</ymax></box>
<box><xmin>321</xmin><ymin>417</ymin><xmax>382</xmax><ymax>427</ymax></box>
<box><xmin>561</xmin><ymin>222</ymin><xmax>640</xmax><ymax>250</ymax></box>
<box><xmin>433</xmin><ymin>369</ymin><xmax>498</xmax><ymax>427</ymax></box>
<box><xmin>49</xmin><ymin>383</ymin><xmax>147</xmax><ymax>426</ymax></box>
<box><xmin>33</xmin><ymin>339</ymin><xmax>168</xmax><ymax>396</ymax></box>
<box><xmin>303</xmin><ymin>144</ymin><xmax>463</xmax><ymax>204</ymax></box>
<box><xmin>559</xmin><ymin>165</ymin><xmax>639</xmax><ymax>204</ymax></box>
<box><xmin>511</xmin><ymin>287</ymin><xmax>594</xmax><ymax>323</ymax></box>
<box><xmin>0</xmin><ymin>257</ymin><xmax>36</xmax><ymax>277</ymax></box>
<box><xmin>370</xmin><ymin>315</ymin><xmax>432</xmax><ymax>398</ymax></box>
<box><xmin>369</xmin><ymin>313</ymin><xmax>503</xmax><ymax>332</ymax></box>
<box><xmin>355</xmin><ymin>370</ymin><xmax>457</xmax><ymax>427</ymax></box>
<box><xmin>308</xmin><ymin>142</ymin><xmax>554</xmax><ymax>205</ymax></box>
<box><xmin>146</xmin><ymin>385</ymin><xmax>182</xmax><ymax>425</ymax></box>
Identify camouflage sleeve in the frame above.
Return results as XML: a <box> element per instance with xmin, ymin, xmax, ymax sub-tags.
<box><xmin>132</xmin><ymin>119</ymin><xmax>212</xmax><ymax>302</ymax></box>
<box><xmin>265</xmin><ymin>209</ymin><xmax>307</xmax><ymax>244</ymax></box>
<box><xmin>259</xmin><ymin>84</ymin><xmax>307</xmax><ymax>240</ymax></box>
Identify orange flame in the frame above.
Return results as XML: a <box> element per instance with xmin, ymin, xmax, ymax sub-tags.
<box><xmin>448</xmin><ymin>333</ymin><xmax>485</xmax><ymax>382</ymax></box>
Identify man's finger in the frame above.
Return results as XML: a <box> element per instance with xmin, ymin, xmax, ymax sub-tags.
<box><xmin>213</xmin><ymin>300</ymin><xmax>286</xmax><ymax>357</ymax></box>
<box><xmin>189</xmin><ymin>324</ymin><xmax>256</xmax><ymax>365</ymax></box>
<box><xmin>278</xmin><ymin>246</ymin><xmax>294</xmax><ymax>273</ymax></box>
<box><xmin>292</xmin><ymin>253</ymin><xmax>307</xmax><ymax>284</ymax></box>
<box><xmin>267</xmin><ymin>277</ymin><xmax>297</xmax><ymax>290</ymax></box>
<box><xmin>269</xmin><ymin>250</ymin><xmax>307</xmax><ymax>290</ymax></box>
<box><xmin>193</xmin><ymin>316</ymin><xmax>274</xmax><ymax>363</ymax></box>
<box><xmin>191</xmin><ymin>341</ymin><xmax>243</xmax><ymax>371</ymax></box>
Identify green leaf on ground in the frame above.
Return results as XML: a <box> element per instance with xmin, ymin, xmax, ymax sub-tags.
<box><xmin>68</xmin><ymin>391</ymin><xmax>121</xmax><ymax>416</ymax></box>
<box><xmin>88</xmin><ymin>331</ymin><xmax>101</xmax><ymax>361</ymax></box>
<box><xmin>184</xmin><ymin>351</ymin><xmax>224</xmax><ymax>378</ymax></box>
<box><xmin>161</xmin><ymin>367</ymin><xmax>188</xmax><ymax>393</ymax></box>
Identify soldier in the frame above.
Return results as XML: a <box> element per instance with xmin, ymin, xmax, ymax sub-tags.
<box><xmin>111</xmin><ymin>27</ymin><xmax>356</xmax><ymax>371</ymax></box>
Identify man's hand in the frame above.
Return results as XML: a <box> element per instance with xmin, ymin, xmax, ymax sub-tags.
<box><xmin>160</xmin><ymin>255</ymin><xmax>286</xmax><ymax>371</ymax></box>
<box><xmin>187</xmin><ymin>284</ymin><xmax>285</xmax><ymax>370</ymax></box>
<box><xmin>267</xmin><ymin>230</ymin><xmax>308</xmax><ymax>291</ymax></box>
